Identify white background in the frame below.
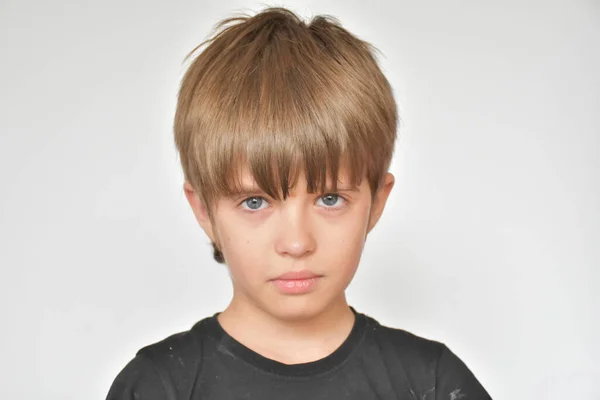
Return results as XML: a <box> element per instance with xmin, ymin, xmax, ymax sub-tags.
<box><xmin>1</xmin><ymin>0</ymin><xmax>598</xmax><ymax>399</ymax></box>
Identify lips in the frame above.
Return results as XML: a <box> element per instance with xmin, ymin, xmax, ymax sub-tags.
<box><xmin>272</xmin><ymin>270</ymin><xmax>321</xmax><ymax>281</ymax></box>
<box><xmin>270</xmin><ymin>270</ymin><xmax>323</xmax><ymax>294</ymax></box>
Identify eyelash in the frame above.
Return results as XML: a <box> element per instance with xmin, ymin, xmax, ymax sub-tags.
<box><xmin>237</xmin><ymin>193</ymin><xmax>348</xmax><ymax>213</ymax></box>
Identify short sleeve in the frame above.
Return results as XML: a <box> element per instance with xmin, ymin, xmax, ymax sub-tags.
<box><xmin>106</xmin><ymin>354</ymin><xmax>170</xmax><ymax>400</ymax></box>
<box><xmin>435</xmin><ymin>345</ymin><xmax>492</xmax><ymax>400</ymax></box>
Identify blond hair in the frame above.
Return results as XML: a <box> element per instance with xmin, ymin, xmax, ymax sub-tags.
<box><xmin>174</xmin><ymin>7</ymin><xmax>398</xmax><ymax>263</ymax></box>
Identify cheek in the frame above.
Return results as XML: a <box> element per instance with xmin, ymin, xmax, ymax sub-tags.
<box><xmin>217</xmin><ymin>220</ymin><xmax>270</xmax><ymax>282</ymax></box>
<box><xmin>319</xmin><ymin>205</ymin><xmax>370</xmax><ymax>266</ymax></box>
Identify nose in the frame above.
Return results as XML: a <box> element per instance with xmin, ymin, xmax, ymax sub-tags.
<box><xmin>274</xmin><ymin>204</ymin><xmax>316</xmax><ymax>258</ymax></box>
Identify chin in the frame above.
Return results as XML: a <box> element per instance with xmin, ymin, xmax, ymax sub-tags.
<box><xmin>260</xmin><ymin>294</ymin><xmax>328</xmax><ymax>322</ymax></box>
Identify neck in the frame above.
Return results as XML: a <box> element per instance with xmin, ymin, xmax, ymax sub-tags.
<box><xmin>217</xmin><ymin>294</ymin><xmax>355</xmax><ymax>364</ymax></box>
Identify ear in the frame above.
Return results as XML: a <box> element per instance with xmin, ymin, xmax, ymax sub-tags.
<box><xmin>367</xmin><ymin>172</ymin><xmax>395</xmax><ymax>234</ymax></box>
<box><xmin>183</xmin><ymin>181</ymin><xmax>217</xmax><ymax>243</ymax></box>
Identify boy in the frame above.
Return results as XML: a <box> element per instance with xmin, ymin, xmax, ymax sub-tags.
<box><xmin>106</xmin><ymin>7</ymin><xmax>491</xmax><ymax>400</ymax></box>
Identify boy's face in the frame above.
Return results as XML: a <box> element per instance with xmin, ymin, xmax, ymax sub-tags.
<box><xmin>184</xmin><ymin>165</ymin><xmax>394</xmax><ymax>321</ymax></box>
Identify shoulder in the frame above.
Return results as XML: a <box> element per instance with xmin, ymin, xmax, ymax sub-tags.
<box><xmin>135</xmin><ymin>318</ymin><xmax>212</xmax><ymax>389</ymax></box>
<box><xmin>106</xmin><ymin>353</ymin><xmax>168</xmax><ymax>400</ymax></box>
<box><xmin>136</xmin><ymin>319</ymin><xmax>206</xmax><ymax>371</ymax></box>
<box><xmin>360</xmin><ymin>313</ymin><xmax>492</xmax><ymax>399</ymax></box>
<box><xmin>364</xmin><ymin>314</ymin><xmax>445</xmax><ymax>366</ymax></box>
<box><xmin>106</xmin><ymin>317</ymin><xmax>213</xmax><ymax>400</ymax></box>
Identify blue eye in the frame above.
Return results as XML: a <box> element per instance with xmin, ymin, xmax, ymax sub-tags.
<box><xmin>240</xmin><ymin>194</ymin><xmax>346</xmax><ymax>212</ymax></box>
<box><xmin>241</xmin><ymin>196</ymin><xmax>269</xmax><ymax>211</ymax></box>
<box><xmin>317</xmin><ymin>194</ymin><xmax>345</xmax><ymax>208</ymax></box>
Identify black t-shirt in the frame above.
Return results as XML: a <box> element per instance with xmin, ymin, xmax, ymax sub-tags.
<box><xmin>106</xmin><ymin>309</ymin><xmax>491</xmax><ymax>399</ymax></box>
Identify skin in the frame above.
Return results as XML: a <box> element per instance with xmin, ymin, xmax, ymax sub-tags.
<box><xmin>184</xmin><ymin>165</ymin><xmax>394</xmax><ymax>364</ymax></box>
